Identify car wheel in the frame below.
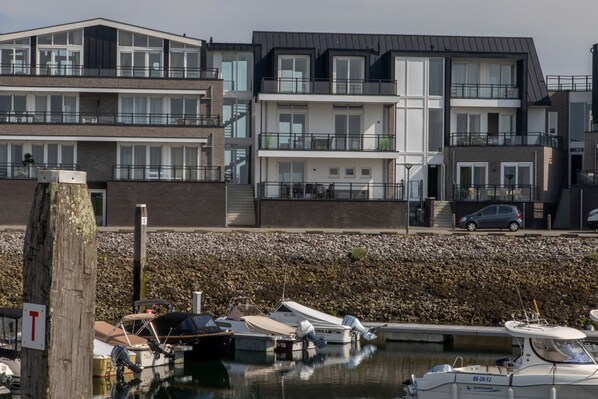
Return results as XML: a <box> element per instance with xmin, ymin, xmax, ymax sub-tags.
<box><xmin>466</xmin><ymin>222</ymin><xmax>477</xmax><ymax>232</ymax></box>
<box><xmin>508</xmin><ymin>222</ymin><xmax>520</xmax><ymax>232</ymax></box>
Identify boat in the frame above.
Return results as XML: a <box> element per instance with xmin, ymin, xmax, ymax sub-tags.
<box><xmin>94</xmin><ymin>313</ymin><xmax>187</xmax><ymax>370</ymax></box>
<box><xmin>0</xmin><ymin>307</ymin><xmax>21</xmax><ymax>392</ymax></box>
<box><xmin>215</xmin><ymin>297</ymin><xmax>326</xmax><ymax>353</ymax></box>
<box><xmin>267</xmin><ymin>300</ymin><xmax>378</xmax><ymax>344</ymax></box>
<box><xmin>405</xmin><ymin>312</ymin><xmax>598</xmax><ymax>399</ymax></box>
<box><xmin>133</xmin><ymin>299</ymin><xmax>234</xmax><ymax>359</ymax></box>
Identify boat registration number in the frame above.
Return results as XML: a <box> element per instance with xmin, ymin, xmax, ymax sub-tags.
<box><xmin>472</xmin><ymin>375</ymin><xmax>492</xmax><ymax>383</ymax></box>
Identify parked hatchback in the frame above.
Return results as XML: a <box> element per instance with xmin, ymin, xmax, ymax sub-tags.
<box><xmin>458</xmin><ymin>204</ymin><xmax>522</xmax><ymax>232</ymax></box>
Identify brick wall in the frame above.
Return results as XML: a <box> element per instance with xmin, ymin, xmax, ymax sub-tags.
<box><xmin>0</xmin><ymin>180</ymin><xmax>37</xmax><ymax>225</ymax></box>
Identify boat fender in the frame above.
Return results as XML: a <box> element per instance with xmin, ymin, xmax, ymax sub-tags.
<box><xmin>508</xmin><ymin>387</ymin><xmax>514</xmax><ymax>399</ymax></box>
<box><xmin>550</xmin><ymin>386</ymin><xmax>557</xmax><ymax>399</ymax></box>
<box><xmin>452</xmin><ymin>382</ymin><xmax>458</xmax><ymax>399</ymax></box>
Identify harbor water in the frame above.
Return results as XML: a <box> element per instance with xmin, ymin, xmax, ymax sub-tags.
<box><xmin>90</xmin><ymin>340</ymin><xmax>513</xmax><ymax>399</ymax></box>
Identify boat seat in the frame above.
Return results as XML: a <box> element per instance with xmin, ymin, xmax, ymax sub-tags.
<box><xmin>94</xmin><ymin>321</ymin><xmax>149</xmax><ymax>348</ymax></box>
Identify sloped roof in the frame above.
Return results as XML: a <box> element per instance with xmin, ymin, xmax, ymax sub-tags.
<box><xmin>252</xmin><ymin>31</ymin><xmax>549</xmax><ymax>106</ymax></box>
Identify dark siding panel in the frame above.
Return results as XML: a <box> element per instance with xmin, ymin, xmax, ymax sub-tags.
<box><xmin>83</xmin><ymin>25</ymin><xmax>117</xmax><ymax>69</ymax></box>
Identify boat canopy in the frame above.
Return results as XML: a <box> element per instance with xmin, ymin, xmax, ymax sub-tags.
<box><xmin>243</xmin><ymin>315</ymin><xmax>296</xmax><ymax>336</ymax></box>
<box><xmin>152</xmin><ymin>312</ymin><xmax>223</xmax><ymax>337</ymax></box>
<box><xmin>273</xmin><ymin>301</ymin><xmax>349</xmax><ymax>328</ymax></box>
<box><xmin>505</xmin><ymin>320</ymin><xmax>587</xmax><ymax>340</ymax></box>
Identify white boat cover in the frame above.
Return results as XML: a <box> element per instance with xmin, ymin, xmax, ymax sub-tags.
<box><xmin>243</xmin><ymin>315</ymin><xmax>296</xmax><ymax>336</ymax></box>
<box><xmin>505</xmin><ymin>320</ymin><xmax>587</xmax><ymax>340</ymax></box>
<box><xmin>93</xmin><ymin>338</ymin><xmax>114</xmax><ymax>356</ymax></box>
<box><xmin>275</xmin><ymin>301</ymin><xmax>348</xmax><ymax>328</ymax></box>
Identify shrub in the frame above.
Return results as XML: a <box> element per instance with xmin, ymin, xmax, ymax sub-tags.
<box><xmin>349</xmin><ymin>247</ymin><xmax>367</xmax><ymax>262</ymax></box>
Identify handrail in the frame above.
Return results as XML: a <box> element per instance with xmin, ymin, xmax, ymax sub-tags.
<box><xmin>258</xmin><ymin>181</ymin><xmax>405</xmax><ymax>201</ymax></box>
<box><xmin>0</xmin><ymin>163</ymin><xmax>78</xmax><ymax>179</ymax></box>
<box><xmin>0</xmin><ymin>63</ymin><xmax>219</xmax><ymax>79</ymax></box>
<box><xmin>261</xmin><ymin>77</ymin><xmax>397</xmax><ymax>95</ymax></box>
<box><xmin>452</xmin><ymin>184</ymin><xmax>537</xmax><ymax>202</ymax></box>
<box><xmin>450</xmin><ymin>83</ymin><xmax>519</xmax><ymax>99</ymax></box>
<box><xmin>545</xmin><ymin>75</ymin><xmax>592</xmax><ymax>91</ymax></box>
<box><xmin>258</xmin><ymin>132</ymin><xmax>395</xmax><ymax>151</ymax></box>
<box><xmin>449</xmin><ymin>132</ymin><xmax>561</xmax><ymax>148</ymax></box>
<box><xmin>113</xmin><ymin>164</ymin><xmax>221</xmax><ymax>182</ymax></box>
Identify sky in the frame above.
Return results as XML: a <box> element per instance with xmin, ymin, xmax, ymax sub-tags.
<box><xmin>1</xmin><ymin>0</ymin><xmax>596</xmax><ymax>76</ymax></box>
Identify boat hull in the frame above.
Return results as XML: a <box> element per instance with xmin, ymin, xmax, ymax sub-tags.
<box><xmin>161</xmin><ymin>331</ymin><xmax>234</xmax><ymax>360</ymax></box>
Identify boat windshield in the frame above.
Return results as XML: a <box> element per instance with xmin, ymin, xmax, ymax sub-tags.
<box><xmin>531</xmin><ymin>338</ymin><xmax>596</xmax><ymax>364</ymax></box>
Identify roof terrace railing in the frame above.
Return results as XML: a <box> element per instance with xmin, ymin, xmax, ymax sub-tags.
<box><xmin>258</xmin><ymin>132</ymin><xmax>396</xmax><ymax>151</ymax></box>
<box><xmin>258</xmin><ymin>181</ymin><xmax>405</xmax><ymax>201</ymax></box>
<box><xmin>261</xmin><ymin>78</ymin><xmax>398</xmax><ymax>96</ymax></box>
<box><xmin>545</xmin><ymin>75</ymin><xmax>592</xmax><ymax>91</ymax></box>
<box><xmin>0</xmin><ymin>63</ymin><xmax>219</xmax><ymax>79</ymax></box>
<box><xmin>452</xmin><ymin>184</ymin><xmax>538</xmax><ymax>202</ymax></box>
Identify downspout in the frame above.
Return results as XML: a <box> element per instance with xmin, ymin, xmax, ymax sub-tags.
<box><xmin>534</xmin><ymin>150</ymin><xmax>538</xmax><ymax>201</ymax></box>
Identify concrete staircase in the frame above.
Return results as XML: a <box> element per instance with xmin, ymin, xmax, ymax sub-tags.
<box><xmin>552</xmin><ymin>189</ymin><xmax>571</xmax><ymax>229</ymax></box>
<box><xmin>226</xmin><ymin>184</ymin><xmax>256</xmax><ymax>227</ymax></box>
<box><xmin>432</xmin><ymin>200</ymin><xmax>453</xmax><ymax>228</ymax></box>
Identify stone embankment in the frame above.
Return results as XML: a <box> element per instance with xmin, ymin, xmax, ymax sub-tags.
<box><xmin>0</xmin><ymin>231</ymin><xmax>597</xmax><ymax>327</ymax></box>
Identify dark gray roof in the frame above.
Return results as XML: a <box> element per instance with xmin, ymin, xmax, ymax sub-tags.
<box><xmin>252</xmin><ymin>31</ymin><xmax>549</xmax><ymax>106</ymax></box>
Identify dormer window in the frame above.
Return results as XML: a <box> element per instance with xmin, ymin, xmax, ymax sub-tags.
<box><xmin>118</xmin><ymin>30</ymin><xmax>163</xmax><ymax>78</ymax></box>
<box><xmin>170</xmin><ymin>41</ymin><xmax>200</xmax><ymax>78</ymax></box>
<box><xmin>333</xmin><ymin>56</ymin><xmax>364</xmax><ymax>94</ymax></box>
<box><xmin>278</xmin><ymin>55</ymin><xmax>310</xmax><ymax>93</ymax></box>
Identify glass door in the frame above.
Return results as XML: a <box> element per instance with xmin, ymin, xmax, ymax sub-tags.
<box><xmin>278</xmin><ymin>56</ymin><xmax>309</xmax><ymax>93</ymax></box>
<box><xmin>279</xmin><ymin>113</ymin><xmax>305</xmax><ymax>149</ymax></box>
<box><xmin>334</xmin><ymin>57</ymin><xmax>364</xmax><ymax>94</ymax></box>
<box><xmin>334</xmin><ymin>113</ymin><xmax>362</xmax><ymax>150</ymax></box>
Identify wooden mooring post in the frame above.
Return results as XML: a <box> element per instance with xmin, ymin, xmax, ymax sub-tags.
<box><xmin>133</xmin><ymin>204</ymin><xmax>147</xmax><ymax>311</ymax></box>
<box><xmin>22</xmin><ymin>170</ymin><xmax>97</xmax><ymax>399</ymax></box>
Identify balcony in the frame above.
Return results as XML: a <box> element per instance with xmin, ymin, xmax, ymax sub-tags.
<box><xmin>0</xmin><ymin>163</ymin><xmax>78</xmax><ymax>179</ymax></box>
<box><xmin>450</xmin><ymin>132</ymin><xmax>561</xmax><ymax>148</ymax></box>
<box><xmin>258</xmin><ymin>181</ymin><xmax>404</xmax><ymax>201</ymax></box>
<box><xmin>0</xmin><ymin>111</ymin><xmax>221</xmax><ymax>127</ymax></box>
<box><xmin>546</xmin><ymin>75</ymin><xmax>591</xmax><ymax>92</ymax></box>
<box><xmin>113</xmin><ymin>165</ymin><xmax>221</xmax><ymax>182</ymax></box>
<box><xmin>453</xmin><ymin>184</ymin><xmax>537</xmax><ymax>202</ymax></box>
<box><xmin>0</xmin><ymin>63</ymin><xmax>219</xmax><ymax>79</ymax></box>
<box><xmin>261</xmin><ymin>78</ymin><xmax>397</xmax><ymax>96</ymax></box>
<box><xmin>258</xmin><ymin>133</ymin><xmax>395</xmax><ymax>152</ymax></box>
<box><xmin>450</xmin><ymin>84</ymin><xmax>519</xmax><ymax>99</ymax></box>
<box><xmin>577</xmin><ymin>170</ymin><xmax>598</xmax><ymax>186</ymax></box>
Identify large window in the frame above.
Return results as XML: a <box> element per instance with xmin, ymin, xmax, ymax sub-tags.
<box><xmin>37</xmin><ymin>29</ymin><xmax>82</xmax><ymax>76</ymax></box>
<box><xmin>34</xmin><ymin>94</ymin><xmax>77</xmax><ymax>123</ymax></box>
<box><xmin>171</xmin><ymin>97</ymin><xmax>198</xmax><ymax>125</ymax></box>
<box><xmin>428</xmin><ymin>58</ymin><xmax>444</xmax><ymax>96</ymax></box>
<box><xmin>278</xmin><ymin>161</ymin><xmax>304</xmax><ymax>183</ymax></box>
<box><xmin>0</xmin><ymin>142</ymin><xmax>75</xmax><ymax>177</ymax></box>
<box><xmin>570</xmin><ymin>103</ymin><xmax>591</xmax><ymax>142</ymax></box>
<box><xmin>170</xmin><ymin>41</ymin><xmax>200</xmax><ymax>78</ymax></box>
<box><xmin>118</xmin><ymin>143</ymin><xmax>201</xmax><ymax>180</ymax></box>
<box><xmin>118</xmin><ymin>30</ymin><xmax>163</xmax><ymax>77</ymax></box>
<box><xmin>0</xmin><ymin>94</ymin><xmax>26</xmax><ymax>121</ymax></box>
<box><xmin>334</xmin><ymin>106</ymin><xmax>362</xmax><ymax>150</ymax></box>
<box><xmin>279</xmin><ymin>111</ymin><xmax>306</xmax><ymax>149</ymax></box>
<box><xmin>221</xmin><ymin>52</ymin><xmax>252</xmax><ymax>91</ymax></box>
<box><xmin>278</xmin><ymin>55</ymin><xmax>310</xmax><ymax>93</ymax></box>
<box><xmin>0</xmin><ymin>38</ymin><xmax>30</xmax><ymax>74</ymax></box>
<box><xmin>457</xmin><ymin>162</ymin><xmax>487</xmax><ymax>187</ymax></box>
<box><xmin>456</xmin><ymin>113</ymin><xmax>481</xmax><ymax>133</ymax></box>
<box><xmin>333</xmin><ymin>57</ymin><xmax>364</xmax><ymax>94</ymax></box>
<box><xmin>501</xmin><ymin>163</ymin><xmax>532</xmax><ymax>186</ymax></box>
<box><xmin>428</xmin><ymin>108</ymin><xmax>443</xmax><ymax>152</ymax></box>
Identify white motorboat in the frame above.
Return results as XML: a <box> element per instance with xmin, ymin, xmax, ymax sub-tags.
<box><xmin>406</xmin><ymin>314</ymin><xmax>598</xmax><ymax>399</ymax></box>
<box><xmin>215</xmin><ymin>297</ymin><xmax>326</xmax><ymax>352</ymax></box>
<box><xmin>267</xmin><ymin>300</ymin><xmax>377</xmax><ymax>344</ymax></box>
<box><xmin>94</xmin><ymin>313</ymin><xmax>187</xmax><ymax>370</ymax></box>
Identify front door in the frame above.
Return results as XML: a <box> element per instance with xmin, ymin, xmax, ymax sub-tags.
<box><xmin>89</xmin><ymin>189</ymin><xmax>106</xmax><ymax>226</ymax></box>
<box><xmin>427</xmin><ymin>165</ymin><xmax>438</xmax><ymax>199</ymax></box>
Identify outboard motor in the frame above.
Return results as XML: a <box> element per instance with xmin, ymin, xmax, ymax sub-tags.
<box><xmin>341</xmin><ymin>315</ymin><xmax>378</xmax><ymax>340</ymax></box>
<box><xmin>296</xmin><ymin>320</ymin><xmax>327</xmax><ymax>349</ymax></box>
<box><xmin>111</xmin><ymin>344</ymin><xmax>143</xmax><ymax>374</ymax></box>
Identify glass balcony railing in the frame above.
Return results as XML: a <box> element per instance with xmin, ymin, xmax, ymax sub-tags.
<box><xmin>452</xmin><ymin>184</ymin><xmax>537</xmax><ymax>202</ymax></box>
<box><xmin>0</xmin><ymin>63</ymin><xmax>219</xmax><ymax>79</ymax></box>
<box><xmin>113</xmin><ymin>165</ymin><xmax>221</xmax><ymax>182</ymax></box>
<box><xmin>0</xmin><ymin>163</ymin><xmax>78</xmax><ymax>179</ymax></box>
<box><xmin>261</xmin><ymin>78</ymin><xmax>397</xmax><ymax>96</ymax></box>
<box><xmin>449</xmin><ymin>132</ymin><xmax>561</xmax><ymax>148</ymax></box>
<box><xmin>0</xmin><ymin>111</ymin><xmax>220</xmax><ymax>126</ymax></box>
<box><xmin>258</xmin><ymin>181</ymin><xmax>404</xmax><ymax>201</ymax></box>
<box><xmin>258</xmin><ymin>133</ymin><xmax>395</xmax><ymax>151</ymax></box>
<box><xmin>450</xmin><ymin>83</ymin><xmax>519</xmax><ymax>99</ymax></box>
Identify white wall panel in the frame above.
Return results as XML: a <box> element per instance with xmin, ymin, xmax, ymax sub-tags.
<box><xmin>406</xmin><ymin>108</ymin><xmax>424</xmax><ymax>152</ymax></box>
<box><xmin>407</xmin><ymin>59</ymin><xmax>424</xmax><ymax>96</ymax></box>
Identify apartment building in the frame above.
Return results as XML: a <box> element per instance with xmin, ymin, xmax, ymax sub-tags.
<box><xmin>0</xmin><ymin>18</ymin><xmax>225</xmax><ymax>227</ymax></box>
<box><xmin>247</xmin><ymin>32</ymin><xmax>561</xmax><ymax>228</ymax></box>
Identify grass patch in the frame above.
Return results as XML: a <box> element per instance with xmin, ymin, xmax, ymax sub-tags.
<box><xmin>584</xmin><ymin>252</ymin><xmax>598</xmax><ymax>262</ymax></box>
<box><xmin>349</xmin><ymin>247</ymin><xmax>367</xmax><ymax>262</ymax></box>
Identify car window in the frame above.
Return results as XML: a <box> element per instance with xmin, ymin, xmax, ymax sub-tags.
<box><xmin>498</xmin><ymin>206</ymin><xmax>512</xmax><ymax>215</ymax></box>
<box><xmin>480</xmin><ymin>206</ymin><xmax>496</xmax><ymax>216</ymax></box>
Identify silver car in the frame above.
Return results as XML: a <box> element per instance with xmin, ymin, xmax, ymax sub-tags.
<box><xmin>458</xmin><ymin>204</ymin><xmax>522</xmax><ymax>232</ymax></box>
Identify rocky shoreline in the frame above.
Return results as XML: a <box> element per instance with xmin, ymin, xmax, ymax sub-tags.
<box><xmin>1</xmin><ymin>231</ymin><xmax>597</xmax><ymax>327</ymax></box>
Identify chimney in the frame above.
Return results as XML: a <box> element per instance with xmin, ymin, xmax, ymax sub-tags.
<box><xmin>592</xmin><ymin>44</ymin><xmax>598</xmax><ymax>130</ymax></box>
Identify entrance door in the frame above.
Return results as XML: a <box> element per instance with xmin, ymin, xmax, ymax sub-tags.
<box><xmin>89</xmin><ymin>189</ymin><xmax>106</xmax><ymax>226</ymax></box>
<box><xmin>225</xmin><ymin>145</ymin><xmax>251</xmax><ymax>184</ymax></box>
<box><xmin>427</xmin><ymin>165</ymin><xmax>438</xmax><ymax>199</ymax></box>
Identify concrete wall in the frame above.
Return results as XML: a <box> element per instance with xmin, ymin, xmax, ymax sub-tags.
<box><xmin>259</xmin><ymin>200</ymin><xmax>406</xmax><ymax>229</ymax></box>
<box><xmin>0</xmin><ymin>180</ymin><xmax>37</xmax><ymax>225</ymax></box>
<box><xmin>106</xmin><ymin>181</ymin><xmax>226</xmax><ymax>227</ymax></box>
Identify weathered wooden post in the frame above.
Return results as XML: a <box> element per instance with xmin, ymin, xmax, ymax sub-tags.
<box><xmin>133</xmin><ymin>204</ymin><xmax>147</xmax><ymax>311</ymax></box>
<box><xmin>22</xmin><ymin>170</ymin><xmax>97</xmax><ymax>399</ymax></box>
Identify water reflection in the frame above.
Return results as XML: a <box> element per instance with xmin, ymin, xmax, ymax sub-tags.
<box><xmin>90</xmin><ymin>341</ymin><xmax>513</xmax><ymax>399</ymax></box>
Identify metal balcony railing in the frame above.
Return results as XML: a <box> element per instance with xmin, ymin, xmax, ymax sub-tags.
<box><xmin>452</xmin><ymin>184</ymin><xmax>537</xmax><ymax>202</ymax></box>
<box><xmin>261</xmin><ymin>78</ymin><xmax>398</xmax><ymax>96</ymax></box>
<box><xmin>0</xmin><ymin>163</ymin><xmax>78</xmax><ymax>179</ymax></box>
<box><xmin>0</xmin><ymin>63</ymin><xmax>219</xmax><ymax>79</ymax></box>
<box><xmin>450</xmin><ymin>83</ymin><xmax>519</xmax><ymax>99</ymax></box>
<box><xmin>258</xmin><ymin>133</ymin><xmax>395</xmax><ymax>151</ymax></box>
<box><xmin>450</xmin><ymin>132</ymin><xmax>561</xmax><ymax>148</ymax></box>
<box><xmin>113</xmin><ymin>165</ymin><xmax>221</xmax><ymax>182</ymax></box>
<box><xmin>545</xmin><ymin>75</ymin><xmax>592</xmax><ymax>91</ymax></box>
<box><xmin>258</xmin><ymin>181</ymin><xmax>405</xmax><ymax>201</ymax></box>
<box><xmin>0</xmin><ymin>111</ymin><xmax>220</xmax><ymax>127</ymax></box>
